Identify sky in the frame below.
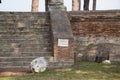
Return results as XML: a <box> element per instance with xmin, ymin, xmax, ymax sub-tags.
<box><xmin>0</xmin><ymin>0</ymin><xmax>120</xmax><ymax>12</ymax></box>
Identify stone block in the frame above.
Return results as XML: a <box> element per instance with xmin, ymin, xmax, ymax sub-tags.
<box><xmin>50</xmin><ymin>10</ymin><xmax>74</xmax><ymax>62</ymax></box>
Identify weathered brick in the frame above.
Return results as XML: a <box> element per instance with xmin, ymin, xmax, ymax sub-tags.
<box><xmin>69</xmin><ymin>11</ymin><xmax>120</xmax><ymax>62</ymax></box>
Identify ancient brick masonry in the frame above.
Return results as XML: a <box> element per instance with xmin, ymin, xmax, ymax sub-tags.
<box><xmin>0</xmin><ymin>10</ymin><xmax>120</xmax><ymax>73</ymax></box>
<box><xmin>69</xmin><ymin>10</ymin><xmax>120</xmax><ymax>62</ymax></box>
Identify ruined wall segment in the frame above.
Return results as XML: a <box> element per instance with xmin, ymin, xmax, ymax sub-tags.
<box><xmin>69</xmin><ymin>10</ymin><xmax>120</xmax><ymax>62</ymax></box>
<box><xmin>0</xmin><ymin>9</ymin><xmax>120</xmax><ymax>72</ymax></box>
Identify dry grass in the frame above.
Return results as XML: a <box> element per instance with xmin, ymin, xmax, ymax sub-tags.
<box><xmin>0</xmin><ymin>62</ymin><xmax>120</xmax><ymax>80</ymax></box>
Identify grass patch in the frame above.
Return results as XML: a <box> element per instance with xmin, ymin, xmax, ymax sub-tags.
<box><xmin>0</xmin><ymin>62</ymin><xmax>120</xmax><ymax>80</ymax></box>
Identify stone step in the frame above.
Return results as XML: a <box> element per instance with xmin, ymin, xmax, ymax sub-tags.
<box><xmin>0</xmin><ymin>61</ymin><xmax>74</xmax><ymax>69</ymax></box>
<box><xmin>0</xmin><ymin>57</ymin><xmax>35</xmax><ymax>62</ymax></box>
<box><xmin>0</xmin><ymin>35</ymin><xmax>50</xmax><ymax>40</ymax></box>
<box><xmin>0</xmin><ymin>66</ymin><xmax>30</xmax><ymax>72</ymax></box>
<box><xmin>20</xmin><ymin>48</ymin><xmax>52</xmax><ymax>53</ymax></box>
<box><xmin>0</xmin><ymin>33</ymin><xmax>50</xmax><ymax>36</ymax></box>
<box><xmin>0</xmin><ymin>56</ymin><xmax>54</xmax><ymax>62</ymax></box>
<box><xmin>0</xmin><ymin>40</ymin><xmax>51</xmax><ymax>43</ymax></box>
<box><xmin>0</xmin><ymin>29</ymin><xmax>50</xmax><ymax>33</ymax></box>
<box><xmin>0</xmin><ymin>47</ymin><xmax>52</xmax><ymax>53</ymax></box>
<box><xmin>0</xmin><ymin>62</ymin><xmax>30</xmax><ymax>67</ymax></box>
<box><xmin>0</xmin><ymin>31</ymin><xmax>50</xmax><ymax>34</ymax></box>
<box><xmin>0</xmin><ymin>26</ymin><xmax>50</xmax><ymax>30</ymax></box>
<box><xmin>0</xmin><ymin>43</ymin><xmax>52</xmax><ymax>46</ymax></box>
<box><xmin>0</xmin><ymin>43</ymin><xmax>52</xmax><ymax>52</ymax></box>
<box><xmin>0</xmin><ymin>15</ymin><xmax>48</xmax><ymax>19</ymax></box>
<box><xmin>0</xmin><ymin>12</ymin><xmax>48</xmax><ymax>18</ymax></box>
<box><xmin>0</xmin><ymin>65</ymin><xmax>30</xmax><ymax>69</ymax></box>
<box><xmin>21</xmin><ymin>52</ymin><xmax>53</xmax><ymax>57</ymax></box>
<box><xmin>0</xmin><ymin>51</ymin><xmax>52</xmax><ymax>55</ymax></box>
<box><xmin>0</xmin><ymin>14</ymin><xmax>48</xmax><ymax>18</ymax></box>
<box><xmin>0</xmin><ymin>35</ymin><xmax>51</xmax><ymax>40</ymax></box>
<box><xmin>0</xmin><ymin>22</ymin><xmax>49</xmax><ymax>26</ymax></box>
<box><xmin>0</xmin><ymin>40</ymin><xmax>51</xmax><ymax>45</ymax></box>
<box><xmin>20</xmin><ymin>47</ymin><xmax>52</xmax><ymax>51</ymax></box>
<box><xmin>0</xmin><ymin>39</ymin><xmax>51</xmax><ymax>43</ymax></box>
<box><xmin>20</xmin><ymin>43</ymin><xmax>52</xmax><ymax>46</ymax></box>
<box><xmin>0</xmin><ymin>17</ymin><xmax>49</xmax><ymax>21</ymax></box>
<box><xmin>0</xmin><ymin>61</ymin><xmax>74</xmax><ymax>72</ymax></box>
<box><xmin>0</xmin><ymin>34</ymin><xmax>50</xmax><ymax>38</ymax></box>
<box><xmin>0</xmin><ymin>38</ymin><xmax>51</xmax><ymax>42</ymax></box>
<box><xmin>0</xmin><ymin>56</ymin><xmax>54</xmax><ymax>68</ymax></box>
<box><xmin>0</xmin><ymin>23</ymin><xmax>50</xmax><ymax>27</ymax></box>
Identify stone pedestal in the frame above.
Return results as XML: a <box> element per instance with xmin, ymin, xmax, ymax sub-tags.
<box><xmin>48</xmin><ymin>0</ymin><xmax>74</xmax><ymax>67</ymax></box>
<box><xmin>50</xmin><ymin>10</ymin><xmax>74</xmax><ymax>63</ymax></box>
<box><xmin>49</xmin><ymin>0</ymin><xmax>66</xmax><ymax>11</ymax></box>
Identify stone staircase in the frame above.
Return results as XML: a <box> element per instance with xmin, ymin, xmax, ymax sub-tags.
<box><xmin>0</xmin><ymin>12</ymin><xmax>53</xmax><ymax>72</ymax></box>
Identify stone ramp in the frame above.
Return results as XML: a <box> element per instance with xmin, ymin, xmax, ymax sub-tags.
<box><xmin>0</xmin><ymin>12</ymin><xmax>53</xmax><ymax>72</ymax></box>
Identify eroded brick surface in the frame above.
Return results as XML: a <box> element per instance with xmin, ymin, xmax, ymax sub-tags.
<box><xmin>69</xmin><ymin>10</ymin><xmax>120</xmax><ymax>62</ymax></box>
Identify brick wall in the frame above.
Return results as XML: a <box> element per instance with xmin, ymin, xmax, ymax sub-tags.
<box><xmin>0</xmin><ymin>10</ymin><xmax>120</xmax><ymax>72</ymax></box>
<box><xmin>69</xmin><ymin>10</ymin><xmax>120</xmax><ymax>62</ymax></box>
